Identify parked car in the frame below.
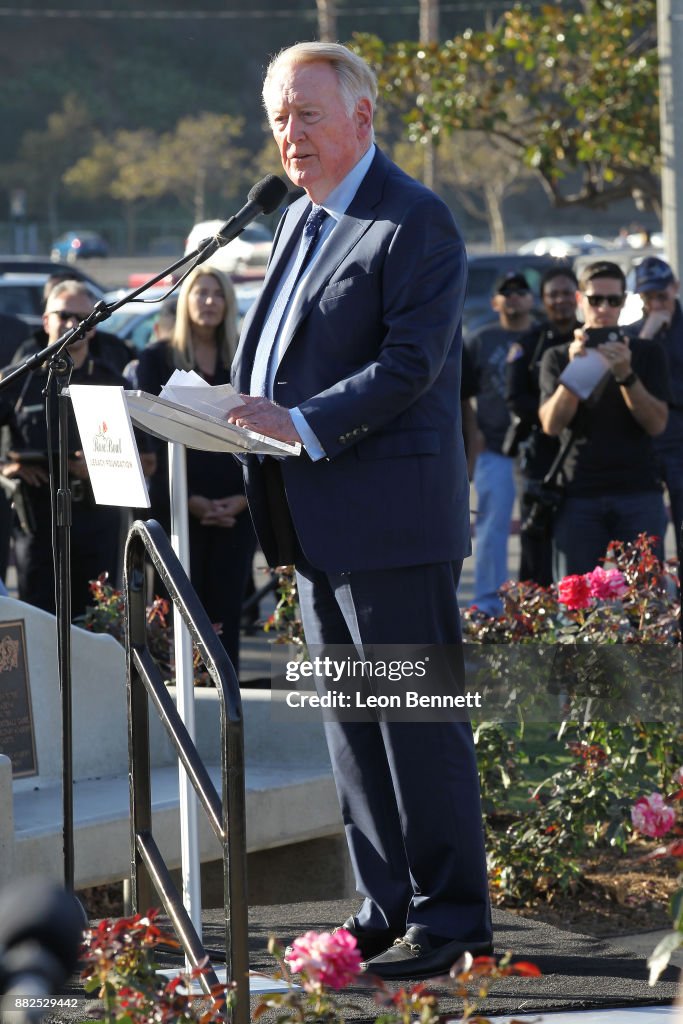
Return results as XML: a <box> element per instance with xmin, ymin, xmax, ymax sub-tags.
<box><xmin>184</xmin><ymin>221</ymin><xmax>272</xmax><ymax>276</ymax></box>
<box><xmin>0</xmin><ymin>256</ymin><xmax>104</xmax><ymax>293</ymax></box>
<box><xmin>464</xmin><ymin>253</ymin><xmax>574</xmax><ymax>334</ymax></box>
<box><xmin>0</xmin><ymin>272</ymin><xmax>107</xmax><ymax>329</ymax></box>
<box><xmin>50</xmin><ymin>230</ymin><xmax>109</xmax><ymax>263</ymax></box>
<box><xmin>517</xmin><ymin>234</ymin><xmax>614</xmax><ymax>258</ymax></box>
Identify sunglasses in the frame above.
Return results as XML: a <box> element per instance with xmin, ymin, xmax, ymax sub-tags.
<box><xmin>585</xmin><ymin>294</ymin><xmax>624</xmax><ymax>308</ymax></box>
<box><xmin>47</xmin><ymin>309</ymin><xmax>88</xmax><ymax>321</ymax></box>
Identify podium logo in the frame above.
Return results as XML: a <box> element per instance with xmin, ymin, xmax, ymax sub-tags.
<box><xmin>92</xmin><ymin>421</ymin><xmax>123</xmax><ymax>454</ymax></box>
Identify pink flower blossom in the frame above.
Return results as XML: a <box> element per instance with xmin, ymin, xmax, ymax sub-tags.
<box><xmin>631</xmin><ymin>793</ymin><xmax>677</xmax><ymax>838</ymax></box>
<box><xmin>285</xmin><ymin>929</ymin><xmax>362</xmax><ymax>990</ymax></box>
<box><xmin>585</xmin><ymin>566</ymin><xmax>628</xmax><ymax>600</ymax></box>
<box><xmin>557</xmin><ymin>574</ymin><xmax>593</xmax><ymax>610</ymax></box>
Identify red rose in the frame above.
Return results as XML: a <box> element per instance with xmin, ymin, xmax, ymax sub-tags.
<box><xmin>557</xmin><ymin>573</ymin><xmax>592</xmax><ymax>610</ymax></box>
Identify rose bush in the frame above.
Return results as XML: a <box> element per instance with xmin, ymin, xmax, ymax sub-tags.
<box><xmin>630</xmin><ymin>774</ymin><xmax>683</xmax><ymax>983</ymax></box>
<box><xmin>81</xmin><ymin>918</ymin><xmax>541</xmax><ymax>1024</ymax></box>
<box><xmin>262</xmin><ymin>536</ymin><xmax>683</xmax><ymax>913</ymax></box>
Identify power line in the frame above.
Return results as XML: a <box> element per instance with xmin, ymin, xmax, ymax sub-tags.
<box><xmin>0</xmin><ymin>3</ymin><xmax>547</xmax><ymax>18</ymax></box>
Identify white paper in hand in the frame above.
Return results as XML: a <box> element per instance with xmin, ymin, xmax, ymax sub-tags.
<box><xmin>559</xmin><ymin>349</ymin><xmax>610</xmax><ymax>401</ymax></box>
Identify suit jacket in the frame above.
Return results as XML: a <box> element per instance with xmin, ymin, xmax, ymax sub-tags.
<box><xmin>232</xmin><ymin>148</ymin><xmax>470</xmax><ymax>572</ymax></box>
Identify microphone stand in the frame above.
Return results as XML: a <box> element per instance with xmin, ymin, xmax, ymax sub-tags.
<box><xmin>0</xmin><ymin>226</ymin><xmax>245</xmax><ymax>892</ymax></box>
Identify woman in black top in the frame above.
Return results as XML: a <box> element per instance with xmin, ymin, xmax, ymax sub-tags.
<box><xmin>136</xmin><ymin>265</ymin><xmax>255</xmax><ymax>676</ymax></box>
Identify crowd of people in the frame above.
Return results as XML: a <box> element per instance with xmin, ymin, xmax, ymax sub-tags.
<box><xmin>464</xmin><ymin>254</ymin><xmax>681</xmax><ymax>614</ymax></box>
<box><xmin>0</xmin><ymin>268</ymin><xmax>255</xmax><ymax>674</ymax></box>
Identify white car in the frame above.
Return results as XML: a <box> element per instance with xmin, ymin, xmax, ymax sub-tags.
<box><xmin>517</xmin><ymin>235</ymin><xmax>614</xmax><ymax>259</ymax></box>
<box><xmin>184</xmin><ymin>220</ymin><xmax>273</xmax><ymax>275</ymax></box>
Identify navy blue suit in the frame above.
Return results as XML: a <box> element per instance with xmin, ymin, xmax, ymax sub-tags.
<box><xmin>233</xmin><ymin>149</ymin><xmax>491</xmax><ymax>943</ymax></box>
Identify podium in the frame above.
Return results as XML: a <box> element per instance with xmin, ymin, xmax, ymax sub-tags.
<box><xmin>125</xmin><ymin>390</ymin><xmax>300</xmax><ymax>951</ymax></box>
<box><xmin>124</xmin><ymin>390</ymin><xmax>302</xmax><ymax>458</ymax></box>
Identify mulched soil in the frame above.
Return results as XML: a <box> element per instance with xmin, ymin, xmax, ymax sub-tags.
<box><xmin>77</xmin><ymin>840</ymin><xmax>678</xmax><ymax>939</ymax></box>
<box><xmin>494</xmin><ymin>840</ymin><xmax>678</xmax><ymax>937</ymax></box>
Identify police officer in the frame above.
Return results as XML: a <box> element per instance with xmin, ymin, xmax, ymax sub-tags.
<box><xmin>0</xmin><ymin>280</ymin><xmax>138</xmax><ymax>617</ymax></box>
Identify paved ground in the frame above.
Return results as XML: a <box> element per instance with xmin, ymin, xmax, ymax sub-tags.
<box><xmin>46</xmin><ymin>900</ymin><xmax>681</xmax><ymax>1023</ymax></box>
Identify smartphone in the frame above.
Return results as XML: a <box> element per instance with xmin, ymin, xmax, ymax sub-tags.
<box><xmin>584</xmin><ymin>326</ymin><xmax>624</xmax><ymax>348</ymax></box>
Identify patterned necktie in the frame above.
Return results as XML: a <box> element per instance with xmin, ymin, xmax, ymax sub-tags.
<box><xmin>250</xmin><ymin>204</ymin><xmax>328</xmax><ymax>397</ymax></box>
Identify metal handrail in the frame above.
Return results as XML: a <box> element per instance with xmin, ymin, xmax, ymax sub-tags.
<box><xmin>124</xmin><ymin>518</ymin><xmax>249</xmax><ymax>1024</ymax></box>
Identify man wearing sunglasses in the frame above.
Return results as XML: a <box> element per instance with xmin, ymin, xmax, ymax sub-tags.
<box><xmin>538</xmin><ymin>260</ymin><xmax>669</xmax><ymax>578</ymax></box>
<box><xmin>0</xmin><ymin>280</ymin><xmax>143</xmax><ymax>616</ymax></box>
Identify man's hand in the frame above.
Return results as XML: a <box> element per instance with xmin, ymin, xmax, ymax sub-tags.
<box><xmin>228</xmin><ymin>395</ymin><xmax>302</xmax><ymax>445</ymax></box>
<box><xmin>68</xmin><ymin>451</ymin><xmax>90</xmax><ymax>480</ymax></box>
<box><xmin>1</xmin><ymin>461</ymin><xmax>49</xmax><ymax>487</ymax></box>
<box><xmin>598</xmin><ymin>337</ymin><xmax>632</xmax><ymax>381</ymax></box>
<box><xmin>188</xmin><ymin>494</ymin><xmax>248</xmax><ymax>528</ymax></box>
<box><xmin>639</xmin><ymin>310</ymin><xmax>671</xmax><ymax>340</ymax></box>
<box><xmin>568</xmin><ymin>328</ymin><xmax>588</xmax><ymax>360</ymax></box>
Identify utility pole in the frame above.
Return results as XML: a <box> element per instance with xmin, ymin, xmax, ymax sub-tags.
<box><xmin>657</xmin><ymin>0</ymin><xmax>683</xmax><ymax>275</ymax></box>
<box><xmin>316</xmin><ymin>0</ymin><xmax>337</xmax><ymax>42</ymax></box>
<box><xmin>419</xmin><ymin>0</ymin><xmax>439</xmax><ymax>191</ymax></box>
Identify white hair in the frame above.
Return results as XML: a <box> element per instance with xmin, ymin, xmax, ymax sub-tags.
<box><xmin>262</xmin><ymin>41</ymin><xmax>377</xmax><ymax>125</ymax></box>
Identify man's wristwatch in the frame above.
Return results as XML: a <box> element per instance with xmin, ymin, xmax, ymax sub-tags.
<box><xmin>615</xmin><ymin>370</ymin><xmax>638</xmax><ymax>388</ymax></box>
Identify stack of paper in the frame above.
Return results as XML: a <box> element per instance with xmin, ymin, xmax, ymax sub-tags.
<box><xmin>159</xmin><ymin>369</ymin><xmax>245</xmax><ymax>420</ymax></box>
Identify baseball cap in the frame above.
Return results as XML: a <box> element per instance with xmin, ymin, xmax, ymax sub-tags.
<box><xmin>634</xmin><ymin>256</ymin><xmax>675</xmax><ymax>294</ymax></box>
<box><xmin>495</xmin><ymin>271</ymin><xmax>530</xmax><ymax>294</ymax></box>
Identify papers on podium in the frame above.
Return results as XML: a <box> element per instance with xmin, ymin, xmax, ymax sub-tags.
<box><xmin>125</xmin><ymin>370</ymin><xmax>301</xmax><ymax>457</ymax></box>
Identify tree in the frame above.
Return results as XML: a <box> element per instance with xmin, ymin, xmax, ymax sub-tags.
<box><xmin>418</xmin><ymin>0</ymin><xmax>439</xmax><ymax>191</ymax></box>
<box><xmin>352</xmin><ymin>0</ymin><xmax>661</xmax><ymax>213</ymax></box>
<box><xmin>316</xmin><ymin>0</ymin><xmax>337</xmax><ymax>42</ymax></box>
<box><xmin>64</xmin><ymin>130</ymin><xmax>165</xmax><ymax>254</ymax></box>
<box><xmin>0</xmin><ymin>95</ymin><xmax>94</xmax><ymax>237</ymax></box>
<box><xmin>436</xmin><ymin>131</ymin><xmax>534</xmax><ymax>251</ymax></box>
<box><xmin>154</xmin><ymin>113</ymin><xmax>250</xmax><ymax>221</ymax></box>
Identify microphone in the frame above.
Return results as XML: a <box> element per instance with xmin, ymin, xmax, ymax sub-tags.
<box><xmin>0</xmin><ymin>878</ymin><xmax>86</xmax><ymax>1023</ymax></box>
<box><xmin>194</xmin><ymin>175</ymin><xmax>289</xmax><ymax>266</ymax></box>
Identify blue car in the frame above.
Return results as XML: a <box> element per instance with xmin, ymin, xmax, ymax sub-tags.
<box><xmin>50</xmin><ymin>230</ymin><xmax>109</xmax><ymax>263</ymax></box>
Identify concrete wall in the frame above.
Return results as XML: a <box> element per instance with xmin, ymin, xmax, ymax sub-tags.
<box><xmin>0</xmin><ymin>597</ymin><xmax>346</xmax><ymax>897</ymax></box>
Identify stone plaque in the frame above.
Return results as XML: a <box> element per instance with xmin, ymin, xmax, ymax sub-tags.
<box><xmin>0</xmin><ymin>620</ymin><xmax>37</xmax><ymax>778</ymax></box>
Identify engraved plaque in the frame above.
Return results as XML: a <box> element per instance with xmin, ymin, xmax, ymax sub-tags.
<box><xmin>0</xmin><ymin>620</ymin><xmax>37</xmax><ymax>778</ymax></box>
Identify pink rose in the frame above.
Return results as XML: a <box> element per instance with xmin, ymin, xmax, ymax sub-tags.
<box><xmin>631</xmin><ymin>793</ymin><xmax>677</xmax><ymax>838</ymax></box>
<box><xmin>285</xmin><ymin>929</ymin><xmax>362</xmax><ymax>991</ymax></box>
<box><xmin>586</xmin><ymin>566</ymin><xmax>628</xmax><ymax>600</ymax></box>
<box><xmin>557</xmin><ymin>574</ymin><xmax>593</xmax><ymax>610</ymax></box>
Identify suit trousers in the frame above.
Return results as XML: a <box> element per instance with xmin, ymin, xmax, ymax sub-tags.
<box><xmin>294</xmin><ymin>553</ymin><xmax>492</xmax><ymax>943</ymax></box>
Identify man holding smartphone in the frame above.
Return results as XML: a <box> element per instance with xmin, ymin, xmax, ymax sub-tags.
<box><xmin>538</xmin><ymin>260</ymin><xmax>669</xmax><ymax>578</ymax></box>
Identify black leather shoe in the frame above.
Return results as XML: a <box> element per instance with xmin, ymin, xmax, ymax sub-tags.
<box><xmin>285</xmin><ymin>917</ymin><xmax>398</xmax><ymax>963</ymax></box>
<box><xmin>361</xmin><ymin>925</ymin><xmax>493</xmax><ymax>981</ymax></box>
<box><xmin>333</xmin><ymin>917</ymin><xmax>399</xmax><ymax>960</ymax></box>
